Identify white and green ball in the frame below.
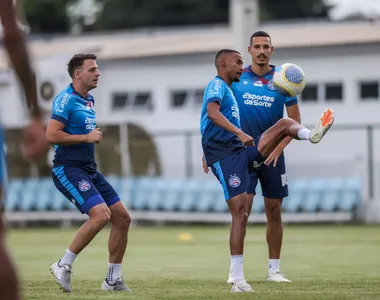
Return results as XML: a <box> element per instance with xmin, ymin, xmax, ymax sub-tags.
<box><xmin>273</xmin><ymin>63</ymin><xmax>306</xmax><ymax>97</ymax></box>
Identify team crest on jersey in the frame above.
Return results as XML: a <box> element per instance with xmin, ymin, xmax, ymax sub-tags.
<box><xmin>78</xmin><ymin>180</ymin><xmax>91</xmax><ymax>192</ymax></box>
<box><xmin>229</xmin><ymin>175</ymin><xmax>241</xmax><ymax>188</ymax></box>
<box><xmin>86</xmin><ymin>101</ymin><xmax>93</xmax><ymax>110</ymax></box>
<box><xmin>267</xmin><ymin>80</ymin><xmax>276</xmax><ymax>91</ymax></box>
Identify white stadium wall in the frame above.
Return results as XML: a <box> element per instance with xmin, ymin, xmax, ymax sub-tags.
<box><xmin>0</xmin><ymin>43</ymin><xmax>380</xmax><ymax>199</ymax></box>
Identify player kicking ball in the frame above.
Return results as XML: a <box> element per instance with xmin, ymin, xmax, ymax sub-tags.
<box><xmin>200</xmin><ymin>49</ymin><xmax>334</xmax><ymax>292</ymax></box>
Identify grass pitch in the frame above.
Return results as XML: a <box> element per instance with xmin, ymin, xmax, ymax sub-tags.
<box><xmin>6</xmin><ymin>224</ymin><xmax>380</xmax><ymax>300</ymax></box>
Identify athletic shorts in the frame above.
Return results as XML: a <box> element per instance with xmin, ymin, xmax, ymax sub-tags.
<box><xmin>247</xmin><ymin>135</ymin><xmax>288</xmax><ymax>199</ymax></box>
<box><xmin>210</xmin><ymin>148</ymin><xmax>249</xmax><ymax>201</ymax></box>
<box><xmin>52</xmin><ymin>166</ymin><xmax>120</xmax><ymax>214</ymax></box>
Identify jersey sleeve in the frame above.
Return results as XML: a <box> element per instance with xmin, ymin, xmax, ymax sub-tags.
<box><xmin>205</xmin><ymin>79</ymin><xmax>225</xmax><ymax>105</ymax></box>
<box><xmin>284</xmin><ymin>95</ymin><xmax>298</xmax><ymax>107</ymax></box>
<box><xmin>51</xmin><ymin>93</ymin><xmax>72</xmax><ymax>125</ymax></box>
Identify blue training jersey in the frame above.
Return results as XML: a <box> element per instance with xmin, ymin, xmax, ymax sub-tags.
<box><xmin>50</xmin><ymin>84</ymin><xmax>97</xmax><ymax>171</ymax></box>
<box><xmin>231</xmin><ymin>65</ymin><xmax>298</xmax><ymax>138</ymax></box>
<box><xmin>200</xmin><ymin>76</ymin><xmax>245</xmax><ymax>166</ymax></box>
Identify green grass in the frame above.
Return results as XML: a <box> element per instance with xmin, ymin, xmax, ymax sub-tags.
<box><xmin>5</xmin><ymin>224</ymin><xmax>380</xmax><ymax>299</ymax></box>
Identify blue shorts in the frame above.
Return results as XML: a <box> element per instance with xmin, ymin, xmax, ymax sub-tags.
<box><xmin>211</xmin><ymin>149</ymin><xmax>249</xmax><ymax>201</ymax></box>
<box><xmin>247</xmin><ymin>140</ymin><xmax>288</xmax><ymax>199</ymax></box>
<box><xmin>52</xmin><ymin>166</ymin><xmax>120</xmax><ymax>214</ymax></box>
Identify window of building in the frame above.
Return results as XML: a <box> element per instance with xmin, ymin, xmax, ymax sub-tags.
<box><xmin>360</xmin><ymin>81</ymin><xmax>379</xmax><ymax>100</ymax></box>
<box><xmin>111</xmin><ymin>91</ymin><xmax>153</xmax><ymax>111</ymax></box>
<box><xmin>325</xmin><ymin>83</ymin><xmax>343</xmax><ymax>101</ymax></box>
<box><xmin>194</xmin><ymin>89</ymin><xmax>204</xmax><ymax>105</ymax></box>
<box><xmin>170</xmin><ymin>90</ymin><xmax>188</xmax><ymax>108</ymax></box>
<box><xmin>301</xmin><ymin>84</ymin><xmax>318</xmax><ymax>102</ymax></box>
<box><xmin>112</xmin><ymin>93</ymin><xmax>129</xmax><ymax>109</ymax></box>
<box><xmin>134</xmin><ymin>92</ymin><xmax>152</xmax><ymax>108</ymax></box>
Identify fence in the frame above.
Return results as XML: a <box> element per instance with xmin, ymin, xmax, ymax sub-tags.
<box><xmin>3</xmin><ymin>123</ymin><xmax>379</xmax><ymax>226</ymax></box>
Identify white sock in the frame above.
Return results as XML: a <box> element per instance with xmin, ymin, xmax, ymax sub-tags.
<box><xmin>231</xmin><ymin>255</ymin><xmax>244</xmax><ymax>283</ymax></box>
<box><xmin>297</xmin><ymin>128</ymin><xmax>311</xmax><ymax>140</ymax></box>
<box><xmin>269</xmin><ymin>259</ymin><xmax>280</xmax><ymax>273</ymax></box>
<box><xmin>59</xmin><ymin>248</ymin><xmax>77</xmax><ymax>266</ymax></box>
<box><xmin>106</xmin><ymin>263</ymin><xmax>122</xmax><ymax>282</ymax></box>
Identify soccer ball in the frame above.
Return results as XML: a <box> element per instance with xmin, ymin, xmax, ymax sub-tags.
<box><xmin>273</xmin><ymin>63</ymin><xmax>306</xmax><ymax>97</ymax></box>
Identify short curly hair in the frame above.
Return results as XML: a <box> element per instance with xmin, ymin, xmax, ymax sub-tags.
<box><xmin>67</xmin><ymin>53</ymin><xmax>97</xmax><ymax>78</ymax></box>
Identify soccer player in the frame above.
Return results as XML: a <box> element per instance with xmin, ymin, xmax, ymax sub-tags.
<box><xmin>229</xmin><ymin>30</ymin><xmax>302</xmax><ymax>283</ymax></box>
<box><xmin>46</xmin><ymin>54</ymin><xmax>132</xmax><ymax>293</ymax></box>
<box><xmin>0</xmin><ymin>1</ymin><xmax>47</xmax><ymax>300</ymax></box>
<box><xmin>201</xmin><ymin>49</ymin><xmax>334</xmax><ymax>292</ymax></box>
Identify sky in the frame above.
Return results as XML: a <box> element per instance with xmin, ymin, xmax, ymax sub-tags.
<box><xmin>325</xmin><ymin>0</ymin><xmax>380</xmax><ymax>20</ymax></box>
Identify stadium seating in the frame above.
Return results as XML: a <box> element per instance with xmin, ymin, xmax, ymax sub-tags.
<box><xmin>4</xmin><ymin>176</ymin><xmax>362</xmax><ymax>218</ymax></box>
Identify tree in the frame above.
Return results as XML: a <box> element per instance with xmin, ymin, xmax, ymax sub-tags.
<box><xmin>259</xmin><ymin>0</ymin><xmax>329</xmax><ymax>21</ymax></box>
<box><xmin>21</xmin><ymin>0</ymin><xmax>74</xmax><ymax>33</ymax></box>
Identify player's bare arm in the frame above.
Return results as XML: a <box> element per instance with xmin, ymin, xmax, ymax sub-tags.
<box><xmin>46</xmin><ymin>119</ymin><xmax>102</xmax><ymax>145</ymax></box>
<box><xmin>207</xmin><ymin>102</ymin><xmax>254</xmax><ymax>146</ymax></box>
<box><xmin>0</xmin><ymin>0</ymin><xmax>41</xmax><ymax>119</ymax></box>
<box><xmin>264</xmin><ymin>104</ymin><xmax>301</xmax><ymax>166</ymax></box>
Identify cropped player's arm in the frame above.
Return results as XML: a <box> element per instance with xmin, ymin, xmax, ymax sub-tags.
<box><xmin>45</xmin><ymin>120</ymin><xmax>102</xmax><ymax>145</ymax></box>
<box><xmin>0</xmin><ymin>0</ymin><xmax>41</xmax><ymax>119</ymax></box>
<box><xmin>207</xmin><ymin>102</ymin><xmax>253</xmax><ymax>146</ymax></box>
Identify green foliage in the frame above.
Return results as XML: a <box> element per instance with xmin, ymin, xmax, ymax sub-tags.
<box><xmin>19</xmin><ymin>0</ymin><xmax>330</xmax><ymax>34</ymax></box>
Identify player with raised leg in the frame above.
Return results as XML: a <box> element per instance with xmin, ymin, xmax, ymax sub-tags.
<box><xmin>201</xmin><ymin>49</ymin><xmax>254</xmax><ymax>292</ymax></box>
<box><xmin>202</xmin><ymin>49</ymin><xmax>334</xmax><ymax>292</ymax></box>
<box><xmin>46</xmin><ymin>54</ymin><xmax>132</xmax><ymax>293</ymax></box>
<box><xmin>227</xmin><ymin>30</ymin><xmax>300</xmax><ymax>283</ymax></box>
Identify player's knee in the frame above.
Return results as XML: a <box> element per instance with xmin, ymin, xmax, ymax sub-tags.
<box><xmin>90</xmin><ymin>206</ymin><xmax>111</xmax><ymax>230</ymax></box>
<box><xmin>277</xmin><ymin>118</ymin><xmax>296</xmax><ymax>130</ymax></box>
<box><xmin>117</xmin><ymin>210</ymin><xmax>132</xmax><ymax>231</ymax></box>
<box><xmin>231</xmin><ymin>206</ymin><xmax>249</xmax><ymax>223</ymax></box>
<box><xmin>265</xmin><ymin>200</ymin><xmax>282</xmax><ymax>222</ymax></box>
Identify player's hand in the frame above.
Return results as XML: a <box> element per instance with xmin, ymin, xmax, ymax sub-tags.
<box><xmin>22</xmin><ymin>118</ymin><xmax>48</xmax><ymax>162</ymax></box>
<box><xmin>86</xmin><ymin>127</ymin><xmax>103</xmax><ymax>143</ymax></box>
<box><xmin>264</xmin><ymin>146</ymin><xmax>283</xmax><ymax>167</ymax></box>
<box><xmin>236</xmin><ymin>130</ymin><xmax>254</xmax><ymax>146</ymax></box>
<box><xmin>202</xmin><ymin>154</ymin><xmax>209</xmax><ymax>173</ymax></box>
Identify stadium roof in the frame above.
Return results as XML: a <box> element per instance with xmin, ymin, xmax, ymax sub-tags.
<box><xmin>1</xmin><ymin>20</ymin><xmax>380</xmax><ymax>69</ymax></box>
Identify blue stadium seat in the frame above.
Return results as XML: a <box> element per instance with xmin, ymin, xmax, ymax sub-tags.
<box><xmin>5</xmin><ymin>178</ymin><xmax>24</xmax><ymax>211</ymax></box>
<box><xmin>319</xmin><ymin>178</ymin><xmax>345</xmax><ymax>212</ymax></box>
<box><xmin>131</xmin><ymin>176</ymin><xmax>155</xmax><ymax>210</ymax></box>
<box><xmin>106</xmin><ymin>175</ymin><xmax>124</xmax><ymax>199</ymax></box>
<box><xmin>283</xmin><ymin>179</ymin><xmax>308</xmax><ymax>212</ymax></box>
<box><xmin>146</xmin><ymin>178</ymin><xmax>167</xmax><ymax>211</ymax></box>
<box><xmin>161</xmin><ymin>179</ymin><xmax>184</xmax><ymax>211</ymax></box>
<box><xmin>178</xmin><ymin>179</ymin><xmax>200</xmax><ymax>212</ymax></box>
<box><xmin>337</xmin><ymin>177</ymin><xmax>361</xmax><ymax>212</ymax></box>
<box><xmin>301</xmin><ymin>178</ymin><xmax>326</xmax><ymax>212</ymax></box>
<box><xmin>195</xmin><ymin>180</ymin><xmax>220</xmax><ymax>212</ymax></box>
<box><xmin>51</xmin><ymin>189</ymin><xmax>67</xmax><ymax>211</ymax></box>
<box><xmin>34</xmin><ymin>179</ymin><xmax>53</xmax><ymax>211</ymax></box>
<box><xmin>19</xmin><ymin>178</ymin><xmax>40</xmax><ymax>211</ymax></box>
<box><xmin>212</xmin><ymin>187</ymin><xmax>229</xmax><ymax>213</ymax></box>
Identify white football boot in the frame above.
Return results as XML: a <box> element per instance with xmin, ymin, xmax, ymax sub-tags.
<box><xmin>309</xmin><ymin>108</ymin><xmax>335</xmax><ymax>144</ymax></box>
<box><xmin>231</xmin><ymin>280</ymin><xmax>254</xmax><ymax>292</ymax></box>
<box><xmin>267</xmin><ymin>270</ymin><xmax>292</xmax><ymax>282</ymax></box>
